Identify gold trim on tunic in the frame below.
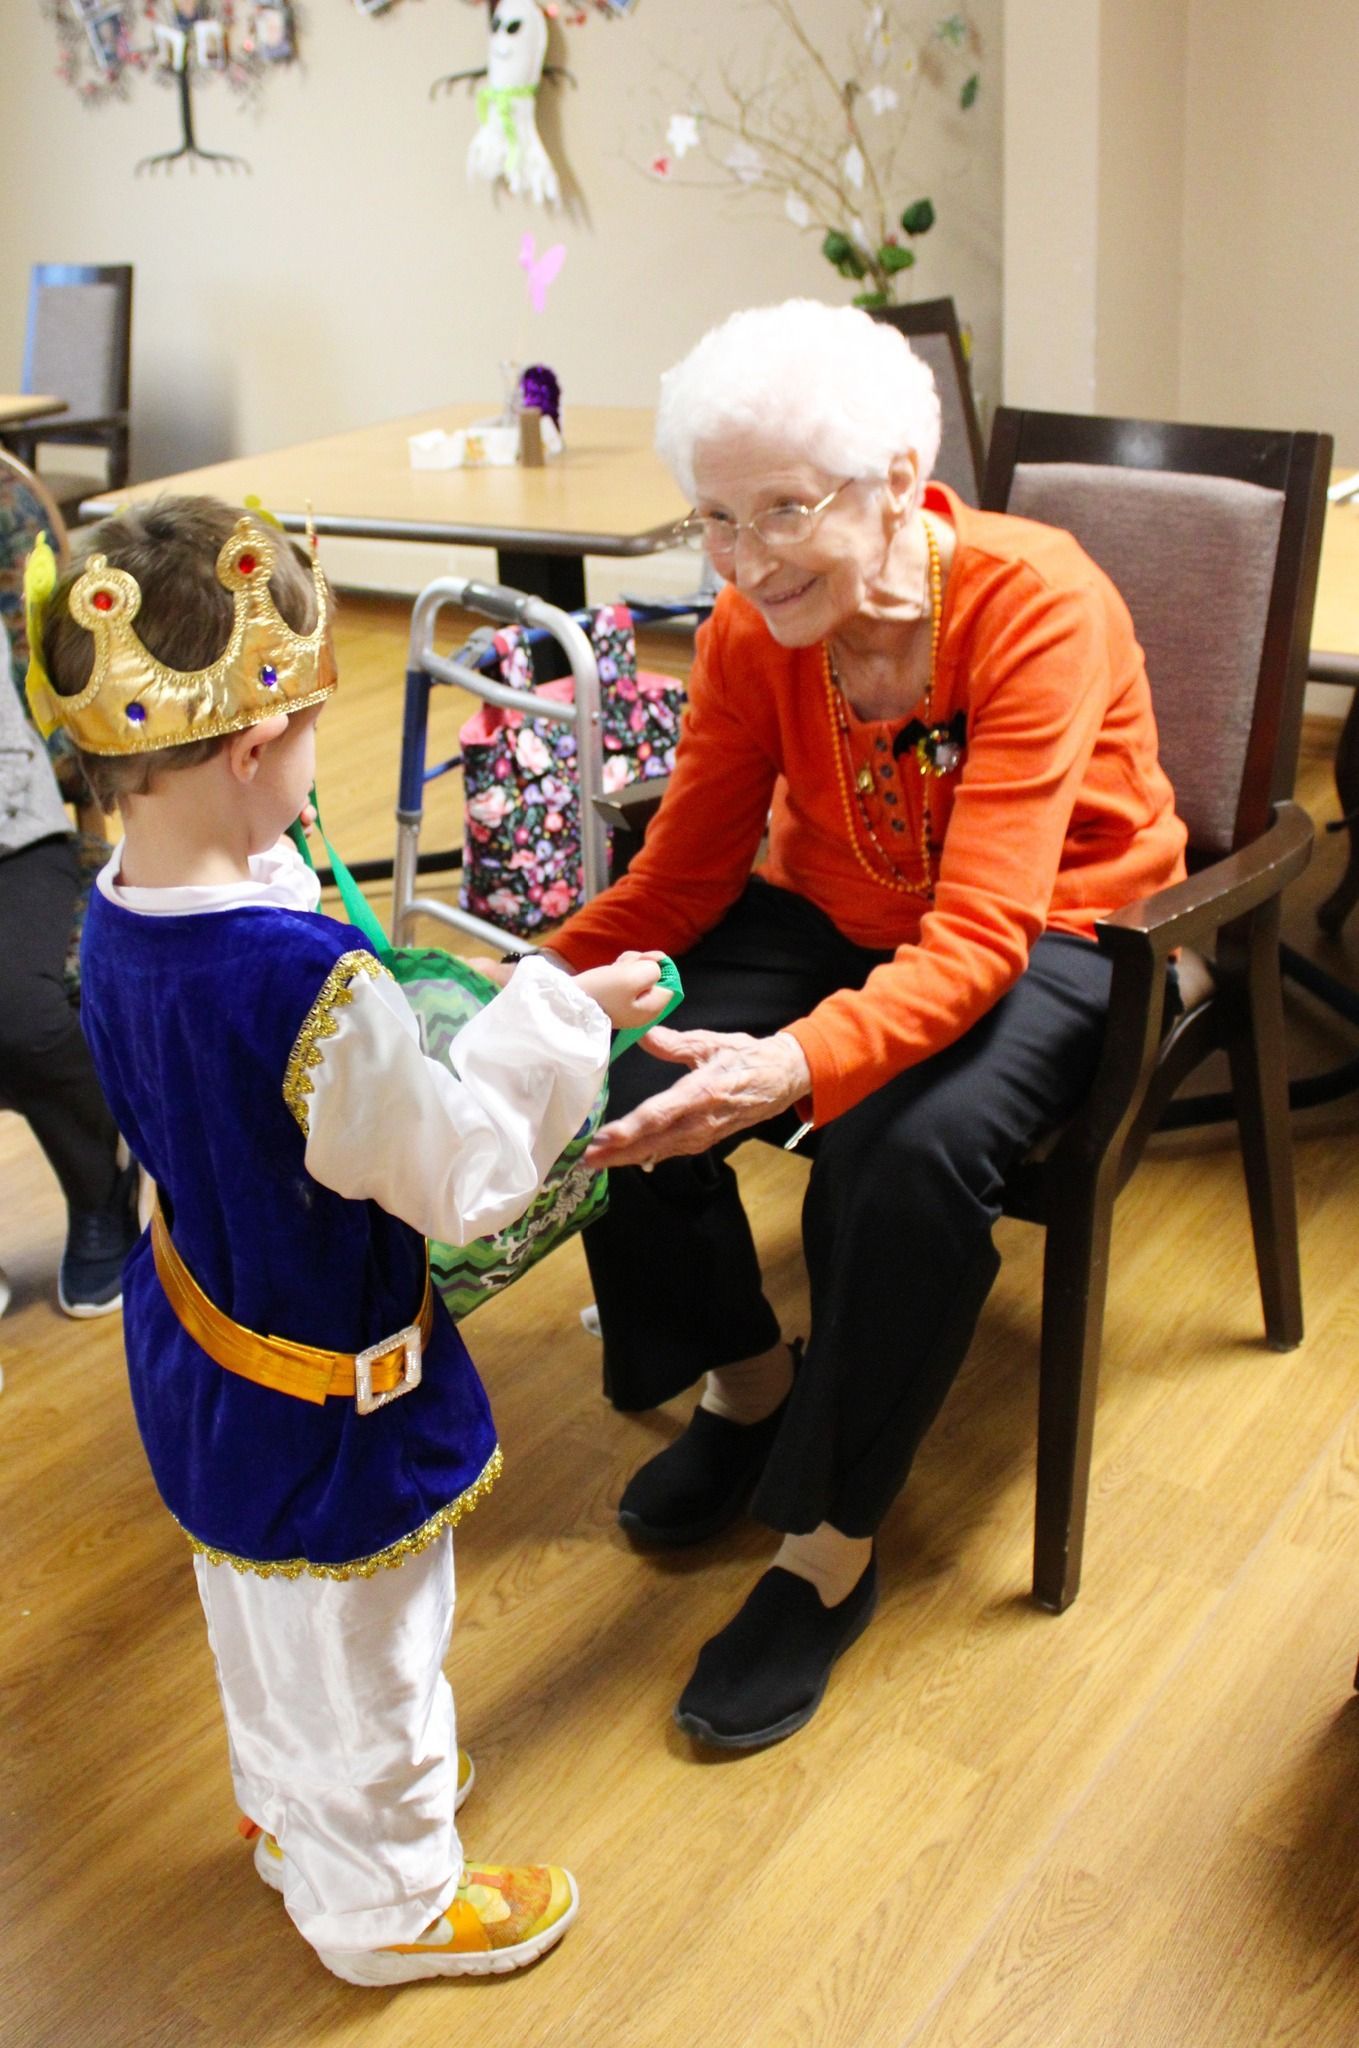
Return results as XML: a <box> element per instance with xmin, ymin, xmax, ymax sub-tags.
<box><xmin>179</xmin><ymin>1444</ymin><xmax>503</xmax><ymax>1579</ymax></box>
<box><xmin>283</xmin><ymin>949</ymin><xmax>390</xmax><ymax>1136</ymax></box>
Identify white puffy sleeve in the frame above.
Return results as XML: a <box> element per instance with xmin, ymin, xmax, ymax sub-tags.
<box><xmin>288</xmin><ymin>953</ymin><xmax>610</xmax><ymax>1245</ymax></box>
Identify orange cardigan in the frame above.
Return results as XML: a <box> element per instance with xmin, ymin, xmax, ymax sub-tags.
<box><xmin>551</xmin><ymin>486</ymin><xmax>1188</xmax><ymax>1125</ymax></box>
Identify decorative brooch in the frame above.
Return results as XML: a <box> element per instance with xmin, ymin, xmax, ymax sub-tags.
<box><xmin>894</xmin><ymin>710</ymin><xmax>967</xmax><ymax>778</ymax></box>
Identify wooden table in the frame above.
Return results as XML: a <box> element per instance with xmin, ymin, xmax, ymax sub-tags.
<box><xmin>80</xmin><ymin>403</ymin><xmax>689</xmax><ymax>610</ymax></box>
<box><xmin>0</xmin><ymin>394</ymin><xmax>66</xmax><ymax>427</ymax></box>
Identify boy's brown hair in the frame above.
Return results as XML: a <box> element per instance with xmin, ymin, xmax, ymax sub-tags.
<box><xmin>43</xmin><ymin>495</ymin><xmax>326</xmax><ymax>811</ymax></box>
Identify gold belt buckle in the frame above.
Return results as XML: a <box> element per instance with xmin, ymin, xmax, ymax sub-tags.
<box><xmin>354</xmin><ymin>1322</ymin><xmax>424</xmax><ymax>1415</ymax></box>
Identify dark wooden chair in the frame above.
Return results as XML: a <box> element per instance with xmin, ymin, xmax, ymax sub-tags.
<box><xmin>984</xmin><ymin>409</ymin><xmax>1329</xmax><ymax>1609</ymax></box>
<box><xmin>4</xmin><ymin>264</ymin><xmax>133</xmax><ymax>524</ymax></box>
<box><xmin>596</xmin><ymin>408</ymin><xmax>1331</xmax><ymax>1614</ymax></box>
<box><xmin>872</xmin><ymin>297</ymin><xmax>987</xmax><ymax>505</ymax></box>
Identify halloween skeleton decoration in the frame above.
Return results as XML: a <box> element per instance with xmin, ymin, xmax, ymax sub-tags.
<box><xmin>432</xmin><ymin>0</ymin><xmax>566</xmax><ymax>207</ymax></box>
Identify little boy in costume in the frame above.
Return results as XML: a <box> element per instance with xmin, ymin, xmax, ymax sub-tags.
<box><xmin>28</xmin><ymin>495</ymin><xmax>667</xmax><ymax>1987</ymax></box>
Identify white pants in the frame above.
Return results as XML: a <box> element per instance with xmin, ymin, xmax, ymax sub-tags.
<box><xmin>195</xmin><ymin>1530</ymin><xmax>461</xmax><ymax>1953</ymax></box>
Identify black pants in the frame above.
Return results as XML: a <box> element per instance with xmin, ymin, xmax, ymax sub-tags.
<box><xmin>0</xmin><ymin>834</ymin><xmax>120</xmax><ymax>1210</ymax></box>
<box><xmin>584</xmin><ymin>879</ymin><xmax>1116</xmax><ymax>1539</ymax></box>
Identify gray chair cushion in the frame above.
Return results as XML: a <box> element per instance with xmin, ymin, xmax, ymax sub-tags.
<box><xmin>30</xmin><ymin>283</ymin><xmax>124</xmax><ymax>420</ymax></box>
<box><xmin>1008</xmin><ymin>462</ymin><xmax>1284</xmax><ymax>856</ymax></box>
<box><xmin>912</xmin><ymin>330</ymin><xmax>981</xmax><ymax>505</ymax></box>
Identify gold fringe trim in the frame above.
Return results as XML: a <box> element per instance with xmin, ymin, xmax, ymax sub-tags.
<box><xmin>282</xmin><ymin>949</ymin><xmax>389</xmax><ymax>1136</ymax></box>
<box><xmin>181</xmin><ymin>1444</ymin><xmax>503</xmax><ymax>1580</ymax></box>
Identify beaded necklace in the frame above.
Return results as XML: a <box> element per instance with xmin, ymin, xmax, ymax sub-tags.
<box><xmin>822</xmin><ymin>510</ymin><xmax>943</xmax><ymax>899</ymax></box>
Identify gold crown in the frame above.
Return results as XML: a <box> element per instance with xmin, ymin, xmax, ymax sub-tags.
<box><xmin>25</xmin><ymin>518</ymin><xmax>333</xmax><ymax>756</ymax></box>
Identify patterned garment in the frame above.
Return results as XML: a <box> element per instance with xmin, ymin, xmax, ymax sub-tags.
<box><xmin>460</xmin><ymin>604</ymin><xmax>684</xmax><ymax>938</ymax></box>
<box><xmin>0</xmin><ymin>464</ymin><xmax>88</xmax><ymax>807</ymax></box>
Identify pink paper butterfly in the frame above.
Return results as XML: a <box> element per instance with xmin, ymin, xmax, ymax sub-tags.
<box><xmin>519</xmin><ymin>232</ymin><xmax>566</xmax><ymax>314</ymax></box>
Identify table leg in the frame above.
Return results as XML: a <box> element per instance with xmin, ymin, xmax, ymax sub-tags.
<box><xmin>495</xmin><ymin>548</ymin><xmax>587</xmax><ymax>612</ymax></box>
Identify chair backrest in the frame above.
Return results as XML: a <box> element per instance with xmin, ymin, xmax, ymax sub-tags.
<box><xmin>0</xmin><ymin>447</ymin><xmax>71</xmax><ymax>704</ymax></box>
<box><xmin>873</xmin><ymin>297</ymin><xmax>986</xmax><ymax>505</ymax></box>
<box><xmin>23</xmin><ymin>264</ymin><xmax>133</xmax><ymax>423</ymax></box>
<box><xmin>983</xmin><ymin>410</ymin><xmax>1330</xmax><ymax>858</ymax></box>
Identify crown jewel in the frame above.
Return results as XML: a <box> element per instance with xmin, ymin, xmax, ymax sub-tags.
<box><xmin>25</xmin><ymin>517</ymin><xmax>333</xmax><ymax>757</ymax></box>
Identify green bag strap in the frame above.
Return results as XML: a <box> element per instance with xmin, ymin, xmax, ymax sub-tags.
<box><xmin>287</xmin><ymin>789</ymin><xmax>686</xmax><ymax>1054</ymax></box>
<box><xmin>287</xmin><ymin>786</ymin><xmax>392</xmax><ymax>960</ymax></box>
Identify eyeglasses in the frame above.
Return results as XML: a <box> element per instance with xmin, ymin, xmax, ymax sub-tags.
<box><xmin>672</xmin><ymin>479</ymin><xmax>858</xmax><ymax>559</ymax></box>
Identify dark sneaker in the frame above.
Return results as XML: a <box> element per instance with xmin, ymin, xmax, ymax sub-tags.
<box><xmin>674</xmin><ymin>1554</ymin><xmax>878</xmax><ymax>1749</ymax></box>
<box><xmin>58</xmin><ymin>1160</ymin><xmax>140</xmax><ymax>1319</ymax></box>
<box><xmin>617</xmin><ymin>1340</ymin><xmax>801</xmax><ymax>1547</ymax></box>
<box><xmin>618</xmin><ymin>1401</ymin><xmax>788</xmax><ymax>1546</ymax></box>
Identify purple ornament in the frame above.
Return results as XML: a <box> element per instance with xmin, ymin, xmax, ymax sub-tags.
<box><xmin>126</xmin><ymin>703</ymin><xmax>147</xmax><ymax>724</ymax></box>
<box><xmin>519</xmin><ymin>363</ymin><xmax>562</xmax><ymax>430</ymax></box>
<box><xmin>260</xmin><ymin>664</ymin><xmax>278</xmax><ymax>689</ymax></box>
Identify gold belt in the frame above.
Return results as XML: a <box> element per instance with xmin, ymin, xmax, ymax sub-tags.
<box><xmin>150</xmin><ymin>1203</ymin><xmax>432</xmax><ymax>1413</ymax></box>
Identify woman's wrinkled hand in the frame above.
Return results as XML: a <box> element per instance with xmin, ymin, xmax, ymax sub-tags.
<box><xmin>584</xmin><ymin>1027</ymin><xmax>812</xmax><ymax>1167</ymax></box>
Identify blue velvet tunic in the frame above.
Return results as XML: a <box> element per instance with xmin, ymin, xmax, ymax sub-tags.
<box><xmin>80</xmin><ymin>884</ymin><xmax>500</xmax><ymax>1576</ymax></box>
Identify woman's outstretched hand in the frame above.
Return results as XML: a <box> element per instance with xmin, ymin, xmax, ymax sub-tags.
<box><xmin>583</xmin><ymin>1027</ymin><xmax>811</xmax><ymax>1167</ymax></box>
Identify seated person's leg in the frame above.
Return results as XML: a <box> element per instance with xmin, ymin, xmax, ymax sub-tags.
<box><xmin>674</xmin><ymin>933</ymin><xmax>1115</xmax><ymax>1748</ymax></box>
<box><xmin>585</xmin><ymin>878</ymin><xmax>880</xmax><ymax>1415</ymax></box>
<box><xmin>0</xmin><ymin>834</ymin><xmax>137</xmax><ymax>1316</ymax></box>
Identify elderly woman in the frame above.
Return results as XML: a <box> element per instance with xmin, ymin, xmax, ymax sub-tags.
<box><xmin>541</xmin><ymin>300</ymin><xmax>1187</xmax><ymax>1749</ymax></box>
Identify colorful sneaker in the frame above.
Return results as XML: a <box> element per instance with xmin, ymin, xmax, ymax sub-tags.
<box><xmin>57</xmin><ymin>1159</ymin><xmax>140</xmax><ymax>1319</ymax></box>
<box><xmin>242</xmin><ymin>1747</ymin><xmax>476</xmax><ymax>1894</ymax></box>
<box><xmin>317</xmin><ymin>1861</ymin><xmax>579</xmax><ymax>1985</ymax></box>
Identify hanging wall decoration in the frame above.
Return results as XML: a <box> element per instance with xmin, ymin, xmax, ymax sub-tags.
<box><xmin>432</xmin><ymin>0</ymin><xmax>566</xmax><ymax>207</ymax></box>
<box><xmin>418</xmin><ymin>0</ymin><xmax>640</xmax><ymax>207</ymax></box>
<box><xmin>647</xmin><ymin>1</ymin><xmax>981</xmax><ymax>309</ymax></box>
<box><xmin>40</xmin><ymin>2</ymin><xmax>301</xmax><ymax>171</ymax></box>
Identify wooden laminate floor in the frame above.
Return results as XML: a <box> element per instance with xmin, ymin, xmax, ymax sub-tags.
<box><xmin>3</xmin><ymin>599</ymin><xmax>1359</xmax><ymax>2048</ymax></box>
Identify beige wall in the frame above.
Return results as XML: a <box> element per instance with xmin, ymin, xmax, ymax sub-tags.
<box><xmin>1004</xmin><ymin>0</ymin><xmax>1357</xmax><ymax>450</ymax></box>
<box><xmin>1095</xmin><ymin>0</ymin><xmax>1187</xmax><ymax>420</ymax></box>
<box><xmin>1003</xmin><ymin>0</ymin><xmax>1188</xmax><ymax>419</ymax></box>
<box><xmin>1002</xmin><ymin>0</ymin><xmax>1100</xmax><ymax>411</ymax></box>
<box><xmin>0</xmin><ymin>0</ymin><xmax>1001</xmax><ymax>593</ymax></box>
<box><xmin>1180</xmin><ymin>0</ymin><xmax>1359</xmax><ymax>455</ymax></box>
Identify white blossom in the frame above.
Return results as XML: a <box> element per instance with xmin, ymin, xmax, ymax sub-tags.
<box><xmin>862</xmin><ymin>4</ymin><xmax>890</xmax><ymax>70</ymax></box>
<box><xmin>666</xmin><ymin>112</ymin><xmax>700</xmax><ymax>158</ymax></box>
<box><xmin>866</xmin><ymin>83</ymin><xmax>899</xmax><ymax>114</ymax></box>
<box><xmin>785</xmin><ymin>190</ymin><xmax>812</xmax><ymax>228</ymax></box>
<box><xmin>724</xmin><ymin>140</ymin><xmax>765</xmax><ymax>185</ymax></box>
<box><xmin>843</xmin><ymin>143</ymin><xmax>865</xmax><ymax>190</ymax></box>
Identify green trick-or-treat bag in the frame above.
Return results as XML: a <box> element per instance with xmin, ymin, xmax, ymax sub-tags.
<box><xmin>289</xmin><ymin>803</ymin><xmax>608</xmax><ymax>1320</ymax></box>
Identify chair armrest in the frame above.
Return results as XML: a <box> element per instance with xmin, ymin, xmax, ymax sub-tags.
<box><xmin>591</xmin><ymin>777</ymin><xmax>670</xmax><ymax>838</ymax></box>
<box><xmin>1095</xmin><ymin>801</ymin><xmax>1313</xmax><ymax>963</ymax></box>
<box><xmin>21</xmin><ymin>411</ymin><xmax>129</xmax><ymax>436</ymax></box>
<box><xmin>1045</xmin><ymin>801</ymin><xmax>1313</xmax><ymax>1174</ymax></box>
<box><xmin>1308</xmin><ymin>650</ymin><xmax>1359</xmax><ymax>689</ymax></box>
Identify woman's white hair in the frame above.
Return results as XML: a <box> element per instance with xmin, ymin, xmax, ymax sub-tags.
<box><xmin>655</xmin><ymin>298</ymin><xmax>942</xmax><ymax>503</ymax></box>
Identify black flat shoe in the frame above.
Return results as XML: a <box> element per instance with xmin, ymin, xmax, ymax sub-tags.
<box><xmin>617</xmin><ymin>1399</ymin><xmax>788</xmax><ymax>1547</ymax></box>
<box><xmin>674</xmin><ymin>1554</ymin><xmax>878</xmax><ymax>1750</ymax></box>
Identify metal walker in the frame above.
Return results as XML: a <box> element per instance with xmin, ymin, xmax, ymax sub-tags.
<box><xmin>387</xmin><ymin>576</ymin><xmax>704</xmax><ymax>952</ymax></box>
